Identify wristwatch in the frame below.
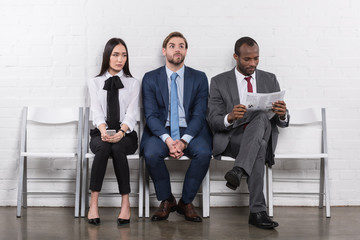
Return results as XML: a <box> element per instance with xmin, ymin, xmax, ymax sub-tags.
<box><xmin>119</xmin><ymin>129</ymin><xmax>126</xmax><ymax>136</ymax></box>
<box><xmin>180</xmin><ymin>139</ymin><xmax>188</xmax><ymax>149</ymax></box>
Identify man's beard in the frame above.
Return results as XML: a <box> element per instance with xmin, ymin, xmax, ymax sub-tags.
<box><xmin>167</xmin><ymin>54</ymin><xmax>185</xmax><ymax>66</ymax></box>
<box><xmin>238</xmin><ymin>64</ymin><xmax>256</xmax><ymax>76</ymax></box>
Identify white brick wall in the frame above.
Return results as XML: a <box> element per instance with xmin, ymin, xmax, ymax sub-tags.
<box><xmin>1</xmin><ymin>0</ymin><xmax>360</xmax><ymax>208</ymax></box>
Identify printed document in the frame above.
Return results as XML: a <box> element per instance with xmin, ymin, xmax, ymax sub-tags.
<box><xmin>244</xmin><ymin>91</ymin><xmax>286</xmax><ymax>118</ymax></box>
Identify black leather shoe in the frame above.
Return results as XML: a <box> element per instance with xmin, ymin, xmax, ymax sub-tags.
<box><xmin>88</xmin><ymin>218</ymin><xmax>100</xmax><ymax>225</ymax></box>
<box><xmin>117</xmin><ymin>218</ymin><xmax>130</xmax><ymax>226</ymax></box>
<box><xmin>224</xmin><ymin>166</ymin><xmax>246</xmax><ymax>190</ymax></box>
<box><xmin>249</xmin><ymin>211</ymin><xmax>279</xmax><ymax>229</ymax></box>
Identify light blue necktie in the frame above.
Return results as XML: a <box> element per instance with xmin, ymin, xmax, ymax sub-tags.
<box><xmin>170</xmin><ymin>72</ymin><xmax>180</xmax><ymax>140</ymax></box>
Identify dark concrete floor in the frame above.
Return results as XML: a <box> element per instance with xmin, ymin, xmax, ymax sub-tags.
<box><xmin>2</xmin><ymin>206</ymin><xmax>359</xmax><ymax>240</ymax></box>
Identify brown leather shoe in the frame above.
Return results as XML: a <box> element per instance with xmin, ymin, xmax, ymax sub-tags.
<box><xmin>176</xmin><ymin>198</ymin><xmax>202</xmax><ymax>222</ymax></box>
<box><xmin>151</xmin><ymin>196</ymin><xmax>177</xmax><ymax>221</ymax></box>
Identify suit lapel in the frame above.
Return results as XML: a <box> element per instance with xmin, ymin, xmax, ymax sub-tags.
<box><xmin>183</xmin><ymin>66</ymin><xmax>193</xmax><ymax>116</ymax></box>
<box><xmin>255</xmin><ymin>70</ymin><xmax>267</xmax><ymax>93</ymax></box>
<box><xmin>228</xmin><ymin>68</ymin><xmax>240</xmax><ymax>105</ymax></box>
<box><xmin>159</xmin><ymin>66</ymin><xmax>169</xmax><ymax>113</ymax></box>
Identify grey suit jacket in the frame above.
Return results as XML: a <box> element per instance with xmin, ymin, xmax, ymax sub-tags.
<box><xmin>207</xmin><ymin>68</ymin><xmax>289</xmax><ymax>166</ymax></box>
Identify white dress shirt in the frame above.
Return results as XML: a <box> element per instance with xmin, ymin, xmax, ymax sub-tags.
<box><xmin>235</xmin><ymin>68</ymin><xmax>257</xmax><ymax>104</ymax></box>
<box><xmin>88</xmin><ymin>70</ymin><xmax>140</xmax><ymax>132</ymax></box>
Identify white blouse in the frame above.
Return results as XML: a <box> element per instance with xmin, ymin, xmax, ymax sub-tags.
<box><xmin>88</xmin><ymin>70</ymin><xmax>140</xmax><ymax>132</ymax></box>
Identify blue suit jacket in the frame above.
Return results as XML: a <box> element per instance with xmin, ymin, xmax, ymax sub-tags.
<box><xmin>140</xmin><ymin>66</ymin><xmax>212</xmax><ymax>153</ymax></box>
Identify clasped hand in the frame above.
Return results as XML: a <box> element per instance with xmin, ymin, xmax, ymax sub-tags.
<box><xmin>166</xmin><ymin>137</ymin><xmax>186</xmax><ymax>159</ymax></box>
<box><xmin>101</xmin><ymin>132</ymin><xmax>124</xmax><ymax>143</ymax></box>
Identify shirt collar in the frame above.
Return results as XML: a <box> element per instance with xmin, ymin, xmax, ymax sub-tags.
<box><xmin>166</xmin><ymin>65</ymin><xmax>185</xmax><ymax>80</ymax></box>
<box><xmin>234</xmin><ymin>67</ymin><xmax>256</xmax><ymax>81</ymax></box>
<box><xmin>105</xmin><ymin>69</ymin><xmax>124</xmax><ymax>79</ymax></box>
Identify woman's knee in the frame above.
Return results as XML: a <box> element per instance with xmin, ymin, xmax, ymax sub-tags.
<box><xmin>111</xmin><ymin>144</ymin><xmax>127</xmax><ymax>156</ymax></box>
<box><xmin>91</xmin><ymin>141</ymin><xmax>112</xmax><ymax>154</ymax></box>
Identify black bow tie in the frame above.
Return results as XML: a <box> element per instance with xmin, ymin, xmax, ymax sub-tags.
<box><xmin>103</xmin><ymin>75</ymin><xmax>124</xmax><ymax>91</ymax></box>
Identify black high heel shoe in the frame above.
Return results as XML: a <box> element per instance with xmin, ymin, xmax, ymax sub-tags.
<box><xmin>88</xmin><ymin>218</ymin><xmax>101</xmax><ymax>225</ymax></box>
<box><xmin>117</xmin><ymin>218</ymin><xmax>130</xmax><ymax>226</ymax></box>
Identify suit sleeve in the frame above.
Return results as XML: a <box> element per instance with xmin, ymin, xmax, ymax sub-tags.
<box><xmin>207</xmin><ymin>77</ymin><xmax>231</xmax><ymax>132</ymax></box>
<box><xmin>183</xmin><ymin>72</ymin><xmax>209</xmax><ymax>137</ymax></box>
<box><xmin>272</xmin><ymin>75</ymin><xmax>290</xmax><ymax>128</ymax></box>
<box><xmin>142</xmin><ymin>73</ymin><xmax>168</xmax><ymax>137</ymax></box>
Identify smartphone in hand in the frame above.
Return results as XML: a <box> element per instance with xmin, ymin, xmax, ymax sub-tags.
<box><xmin>106</xmin><ymin>129</ymin><xmax>116</xmax><ymax>136</ymax></box>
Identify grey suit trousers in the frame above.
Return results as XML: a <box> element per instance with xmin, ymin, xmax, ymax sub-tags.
<box><xmin>224</xmin><ymin>111</ymin><xmax>271</xmax><ymax>213</ymax></box>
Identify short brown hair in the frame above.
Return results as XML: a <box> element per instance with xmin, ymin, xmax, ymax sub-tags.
<box><xmin>162</xmin><ymin>32</ymin><xmax>188</xmax><ymax>49</ymax></box>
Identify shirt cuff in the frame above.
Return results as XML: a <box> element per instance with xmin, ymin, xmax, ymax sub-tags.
<box><xmin>160</xmin><ymin>133</ymin><xmax>171</xmax><ymax>143</ymax></box>
<box><xmin>224</xmin><ymin>114</ymin><xmax>233</xmax><ymax>127</ymax></box>
<box><xmin>95</xmin><ymin>121</ymin><xmax>107</xmax><ymax>129</ymax></box>
<box><xmin>181</xmin><ymin>134</ymin><xmax>193</xmax><ymax>144</ymax></box>
<box><xmin>279</xmin><ymin>113</ymin><xmax>288</xmax><ymax>122</ymax></box>
<box><xmin>120</xmin><ymin>122</ymin><xmax>132</xmax><ymax>133</ymax></box>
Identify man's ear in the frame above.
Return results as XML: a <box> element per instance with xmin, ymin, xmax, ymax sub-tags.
<box><xmin>233</xmin><ymin>53</ymin><xmax>239</xmax><ymax>61</ymax></box>
<box><xmin>162</xmin><ymin>48</ymin><xmax>166</xmax><ymax>56</ymax></box>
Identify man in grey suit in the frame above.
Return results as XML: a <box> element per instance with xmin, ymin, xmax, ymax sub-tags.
<box><xmin>207</xmin><ymin>37</ymin><xmax>289</xmax><ymax>229</ymax></box>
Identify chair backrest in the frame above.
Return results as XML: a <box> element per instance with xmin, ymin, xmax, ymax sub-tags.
<box><xmin>26</xmin><ymin>107</ymin><xmax>81</xmax><ymax>124</ymax></box>
<box><xmin>275</xmin><ymin>108</ymin><xmax>327</xmax><ymax>155</ymax></box>
<box><xmin>21</xmin><ymin>106</ymin><xmax>83</xmax><ymax>154</ymax></box>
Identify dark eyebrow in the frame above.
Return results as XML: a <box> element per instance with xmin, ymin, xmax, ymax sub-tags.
<box><xmin>112</xmin><ymin>51</ymin><xmax>127</xmax><ymax>54</ymax></box>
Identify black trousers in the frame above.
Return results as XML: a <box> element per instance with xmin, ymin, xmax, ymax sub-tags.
<box><xmin>89</xmin><ymin>130</ymin><xmax>138</xmax><ymax>194</ymax></box>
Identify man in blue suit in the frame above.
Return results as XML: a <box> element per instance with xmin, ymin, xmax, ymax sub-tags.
<box><xmin>141</xmin><ymin>32</ymin><xmax>212</xmax><ymax>222</ymax></box>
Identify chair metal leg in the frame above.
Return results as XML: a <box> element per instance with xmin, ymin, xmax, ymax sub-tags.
<box><xmin>74</xmin><ymin>155</ymin><xmax>81</xmax><ymax>218</ymax></box>
<box><xmin>324</xmin><ymin>158</ymin><xmax>331</xmax><ymax>218</ymax></box>
<box><xmin>80</xmin><ymin>157</ymin><xmax>88</xmax><ymax>217</ymax></box>
<box><xmin>268</xmin><ymin>165</ymin><xmax>273</xmax><ymax>217</ymax></box>
<box><xmin>17</xmin><ymin>156</ymin><xmax>25</xmax><ymax>218</ymax></box>
<box><xmin>202</xmin><ymin>169</ymin><xmax>210</xmax><ymax>218</ymax></box>
<box><xmin>263</xmin><ymin>166</ymin><xmax>267</xmax><ymax>205</ymax></box>
<box><xmin>319</xmin><ymin>158</ymin><xmax>325</xmax><ymax>209</ymax></box>
<box><xmin>74</xmin><ymin>107</ymin><xmax>83</xmax><ymax>218</ymax></box>
<box><xmin>321</xmin><ymin>108</ymin><xmax>330</xmax><ymax>218</ymax></box>
<box><xmin>145</xmin><ymin>167</ymin><xmax>150</xmax><ymax>218</ymax></box>
<box><xmin>138</xmin><ymin>157</ymin><xmax>144</xmax><ymax>218</ymax></box>
<box><xmin>23</xmin><ymin>157</ymin><xmax>28</xmax><ymax>209</ymax></box>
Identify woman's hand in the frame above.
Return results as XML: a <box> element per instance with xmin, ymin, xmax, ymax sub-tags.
<box><xmin>106</xmin><ymin>131</ymin><xmax>125</xmax><ymax>143</ymax></box>
<box><xmin>99</xmin><ymin>123</ymin><xmax>128</xmax><ymax>143</ymax></box>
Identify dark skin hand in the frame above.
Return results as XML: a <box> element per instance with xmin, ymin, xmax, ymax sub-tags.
<box><xmin>272</xmin><ymin>100</ymin><xmax>287</xmax><ymax>120</ymax></box>
<box><xmin>227</xmin><ymin>104</ymin><xmax>247</xmax><ymax>123</ymax></box>
<box><xmin>228</xmin><ymin>101</ymin><xmax>287</xmax><ymax>123</ymax></box>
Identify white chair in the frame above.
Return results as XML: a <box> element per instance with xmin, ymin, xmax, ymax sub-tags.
<box><xmin>143</xmin><ymin>156</ymin><xmax>210</xmax><ymax>218</ymax></box>
<box><xmin>17</xmin><ymin>107</ymin><xmax>83</xmax><ymax>218</ymax></box>
<box><xmin>270</xmin><ymin>107</ymin><xmax>330</xmax><ymax>217</ymax></box>
<box><xmin>80</xmin><ymin>107</ymin><xmax>144</xmax><ymax>218</ymax></box>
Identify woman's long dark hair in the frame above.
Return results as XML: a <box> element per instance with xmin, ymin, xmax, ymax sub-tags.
<box><xmin>96</xmin><ymin>38</ymin><xmax>132</xmax><ymax>77</ymax></box>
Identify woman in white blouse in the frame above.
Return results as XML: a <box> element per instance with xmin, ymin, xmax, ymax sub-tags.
<box><xmin>87</xmin><ymin>38</ymin><xmax>140</xmax><ymax>226</ymax></box>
